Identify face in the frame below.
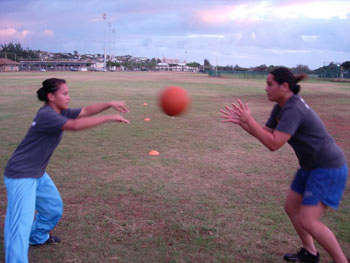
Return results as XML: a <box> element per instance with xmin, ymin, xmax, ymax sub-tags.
<box><xmin>265</xmin><ymin>74</ymin><xmax>283</xmax><ymax>102</ymax></box>
<box><xmin>48</xmin><ymin>83</ymin><xmax>70</xmax><ymax>111</ymax></box>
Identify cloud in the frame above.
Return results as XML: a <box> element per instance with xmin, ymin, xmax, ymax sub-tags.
<box><xmin>0</xmin><ymin>28</ymin><xmax>31</xmax><ymax>42</ymax></box>
<box><xmin>188</xmin><ymin>34</ymin><xmax>225</xmax><ymax>38</ymax></box>
<box><xmin>301</xmin><ymin>35</ymin><xmax>318</xmax><ymax>43</ymax></box>
<box><xmin>0</xmin><ymin>0</ymin><xmax>350</xmax><ymax>68</ymax></box>
<box><xmin>196</xmin><ymin>0</ymin><xmax>350</xmax><ymax>24</ymax></box>
<box><xmin>0</xmin><ymin>28</ymin><xmax>54</xmax><ymax>45</ymax></box>
<box><xmin>266</xmin><ymin>48</ymin><xmax>310</xmax><ymax>54</ymax></box>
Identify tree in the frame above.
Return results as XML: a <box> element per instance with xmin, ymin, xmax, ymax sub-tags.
<box><xmin>233</xmin><ymin>65</ymin><xmax>248</xmax><ymax>71</ymax></box>
<box><xmin>0</xmin><ymin>42</ymin><xmax>40</xmax><ymax>60</ymax></box>
<box><xmin>313</xmin><ymin>62</ymin><xmax>341</xmax><ymax>78</ymax></box>
<box><xmin>341</xmin><ymin>61</ymin><xmax>350</xmax><ymax>78</ymax></box>
<box><xmin>0</xmin><ymin>42</ymin><xmax>39</xmax><ymax>61</ymax></box>
<box><xmin>292</xmin><ymin>64</ymin><xmax>312</xmax><ymax>74</ymax></box>
<box><xmin>341</xmin><ymin>61</ymin><xmax>350</xmax><ymax>70</ymax></box>
<box><xmin>186</xmin><ymin>62</ymin><xmax>200</xmax><ymax>68</ymax></box>
<box><xmin>204</xmin><ymin>59</ymin><xmax>211</xmax><ymax>70</ymax></box>
<box><xmin>107</xmin><ymin>61</ymin><xmax>120</xmax><ymax>68</ymax></box>
<box><xmin>253</xmin><ymin>64</ymin><xmax>268</xmax><ymax>72</ymax></box>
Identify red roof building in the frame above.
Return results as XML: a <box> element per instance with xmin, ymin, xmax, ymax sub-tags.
<box><xmin>0</xmin><ymin>58</ymin><xmax>19</xmax><ymax>72</ymax></box>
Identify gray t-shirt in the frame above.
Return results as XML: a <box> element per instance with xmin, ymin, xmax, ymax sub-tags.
<box><xmin>265</xmin><ymin>95</ymin><xmax>346</xmax><ymax>170</ymax></box>
<box><xmin>4</xmin><ymin>105</ymin><xmax>81</xmax><ymax>179</ymax></box>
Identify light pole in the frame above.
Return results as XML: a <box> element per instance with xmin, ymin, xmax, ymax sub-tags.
<box><xmin>112</xmin><ymin>28</ymin><xmax>116</xmax><ymax>59</ymax></box>
<box><xmin>102</xmin><ymin>13</ymin><xmax>107</xmax><ymax>69</ymax></box>
<box><xmin>108</xmin><ymin>22</ymin><xmax>111</xmax><ymax>62</ymax></box>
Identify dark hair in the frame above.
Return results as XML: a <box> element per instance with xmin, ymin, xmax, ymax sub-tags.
<box><xmin>37</xmin><ymin>78</ymin><xmax>66</xmax><ymax>102</ymax></box>
<box><xmin>270</xmin><ymin>67</ymin><xmax>307</xmax><ymax>94</ymax></box>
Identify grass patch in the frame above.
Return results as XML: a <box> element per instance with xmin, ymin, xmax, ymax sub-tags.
<box><xmin>0</xmin><ymin>72</ymin><xmax>349</xmax><ymax>262</ymax></box>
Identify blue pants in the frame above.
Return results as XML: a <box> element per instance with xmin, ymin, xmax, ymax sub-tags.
<box><xmin>4</xmin><ymin>172</ymin><xmax>63</xmax><ymax>263</ymax></box>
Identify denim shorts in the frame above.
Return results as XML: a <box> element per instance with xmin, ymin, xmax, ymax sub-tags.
<box><xmin>291</xmin><ymin>164</ymin><xmax>348</xmax><ymax>209</ymax></box>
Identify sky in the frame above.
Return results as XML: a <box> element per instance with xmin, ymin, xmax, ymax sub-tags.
<box><xmin>1</xmin><ymin>0</ymin><xmax>350</xmax><ymax>69</ymax></box>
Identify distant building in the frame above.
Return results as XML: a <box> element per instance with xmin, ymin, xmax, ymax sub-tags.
<box><xmin>116</xmin><ymin>55</ymin><xmax>132</xmax><ymax>62</ymax></box>
<box><xmin>161</xmin><ymin>58</ymin><xmax>179</xmax><ymax>64</ymax></box>
<box><xmin>157</xmin><ymin>62</ymin><xmax>170</xmax><ymax>71</ymax></box>
<box><xmin>38</xmin><ymin>51</ymin><xmax>51</xmax><ymax>60</ymax></box>
<box><xmin>156</xmin><ymin>61</ymin><xmax>199</xmax><ymax>72</ymax></box>
<box><xmin>19</xmin><ymin>59</ymin><xmax>95</xmax><ymax>71</ymax></box>
<box><xmin>0</xmin><ymin>58</ymin><xmax>19</xmax><ymax>72</ymax></box>
<box><xmin>134</xmin><ymin>57</ymin><xmax>148</xmax><ymax>62</ymax></box>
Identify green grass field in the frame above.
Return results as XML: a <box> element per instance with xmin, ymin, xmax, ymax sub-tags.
<box><xmin>0</xmin><ymin>71</ymin><xmax>349</xmax><ymax>263</ymax></box>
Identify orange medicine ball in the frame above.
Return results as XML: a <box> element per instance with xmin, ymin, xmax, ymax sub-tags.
<box><xmin>159</xmin><ymin>86</ymin><xmax>190</xmax><ymax>116</ymax></box>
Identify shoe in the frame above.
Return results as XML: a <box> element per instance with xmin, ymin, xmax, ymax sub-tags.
<box><xmin>284</xmin><ymin>247</ymin><xmax>320</xmax><ymax>263</ymax></box>
<box><xmin>44</xmin><ymin>234</ymin><xmax>61</xmax><ymax>244</ymax></box>
<box><xmin>31</xmin><ymin>234</ymin><xmax>61</xmax><ymax>246</ymax></box>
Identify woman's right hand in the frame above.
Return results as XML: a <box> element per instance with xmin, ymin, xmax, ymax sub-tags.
<box><xmin>110</xmin><ymin>114</ymin><xmax>129</xmax><ymax>123</ymax></box>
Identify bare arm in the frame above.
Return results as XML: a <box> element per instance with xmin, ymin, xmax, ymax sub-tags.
<box><xmin>220</xmin><ymin>99</ymin><xmax>291</xmax><ymax>151</ymax></box>
<box><xmin>63</xmin><ymin>114</ymin><xmax>129</xmax><ymax>131</ymax></box>
<box><xmin>78</xmin><ymin>101</ymin><xmax>129</xmax><ymax>118</ymax></box>
<box><xmin>263</xmin><ymin>126</ymin><xmax>274</xmax><ymax>133</ymax></box>
<box><xmin>243</xmin><ymin>114</ymin><xmax>291</xmax><ymax>151</ymax></box>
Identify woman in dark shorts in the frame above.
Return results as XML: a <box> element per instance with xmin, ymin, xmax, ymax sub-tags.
<box><xmin>220</xmin><ymin>67</ymin><xmax>348</xmax><ymax>263</ymax></box>
<box><xmin>3</xmin><ymin>78</ymin><xmax>129</xmax><ymax>263</ymax></box>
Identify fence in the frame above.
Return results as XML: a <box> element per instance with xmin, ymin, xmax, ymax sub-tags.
<box><xmin>208</xmin><ymin>70</ymin><xmax>267</xmax><ymax>79</ymax></box>
<box><xmin>208</xmin><ymin>70</ymin><xmax>350</xmax><ymax>80</ymax></box>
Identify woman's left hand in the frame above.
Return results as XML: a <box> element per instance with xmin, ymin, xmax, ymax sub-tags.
<box><xmin>110</xmin><ymin>101</ymin><xmax>129</xmax><ymax>114</ymax></box>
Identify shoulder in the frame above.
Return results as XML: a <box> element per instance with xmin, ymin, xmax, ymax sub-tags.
<box><xmin>279</xmin><ymin>96</ymin><xmax>307</xmax><ymax>121</ymax></box>
<box><xmin>34</xmin><ymin>106</ymin><xmax>67</xmax><ymax>125</ymax></box>
<box><xmin>36</xmin><ymin>105</ymin><xmax>58</xmax><ymax>118</ymax></box>
<box><xmin>286</xmin><ymin>95</ymin><xmax>310</xmax><ymax>110</ymax></box>
<box><xmin>282</xmin><ymin>96</ymin><xmax>307</xmax><ymax>114</ymax></box>
<box><xmin>61</xmin><ymin>108</ymin><xmax>82</xmax><ymax>119</ymax></box>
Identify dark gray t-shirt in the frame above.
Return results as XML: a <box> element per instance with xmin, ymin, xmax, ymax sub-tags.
<box><xmin>265</xmin><ymin>95</ymin><xmax>346</xmax><ymax>170</ymax></box>
<box><xmin>4</xmin><ymin>105</ymin><xmax>81</xmax><ymax>178</ymax></box>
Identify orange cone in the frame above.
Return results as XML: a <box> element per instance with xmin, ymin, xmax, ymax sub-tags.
<box><xmin>149</xmin><ymin>150</ymin><xmax>159</xmax><ymax>156</ymax></box>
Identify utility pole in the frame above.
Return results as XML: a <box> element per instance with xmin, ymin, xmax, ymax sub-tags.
<box><xmin>108</xmin><ymin>22</ymin><xmax>111</xmax><ymax>62</ymax></box>
<box><xmin>102</xmin><ymin>13</ymin><xmax>107</xmax><ymax>69</ymax></box>
<box><xmin>112</xmin><ymin>28</ymin><xmax>116</xmax><ymax>59</ymax></box>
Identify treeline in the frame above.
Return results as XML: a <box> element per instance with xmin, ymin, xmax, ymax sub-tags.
<box><xmin>205</xmin><ymin>60</ymin><xmax>350</xmax><ymax>78</ymax></box>
<box><xmin>0</xmin><ymin>43</ymin><xmax>40</xmax><ymax>60</ymax></box>
<box><xmin>1</xmin><ymin>42</ymin><xmax>350</xmax><ymax>77</ymax></box>
<box><xmin>0</xmin><ymin>43</ymin><xmax>92</xmax><ymax>61</ymax></box>
<box><xmin>215</xmin><ymin>64</ymin><xmax>313</xmax><ymax>74</ymax></box>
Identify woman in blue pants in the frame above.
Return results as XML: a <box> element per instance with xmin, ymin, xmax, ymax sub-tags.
<box><xmin>220</xmin><ymin>67</ymin><xmax>348</xmax><ymax>263</ymax></box>
<box><xmin>4</xmin><ymin>78</ymin><xmax>129</xmax><ymax>263</ymax></box>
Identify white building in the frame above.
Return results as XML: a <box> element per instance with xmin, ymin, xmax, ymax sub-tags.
<box><xmin>156</xmin><ymin>62</ymin><xmax>170</xmax><ymax>71</ymax></box>
<box><xmin>156</xmin><ymin>62</ymin><xmax>199</xmax><ymax>72</ymax></box>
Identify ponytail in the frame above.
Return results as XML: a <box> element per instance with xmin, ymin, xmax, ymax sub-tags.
<box><xmin>270</xmin><ymin>68</ymin><xmax>307</xmax><ymax>95</ymax></box>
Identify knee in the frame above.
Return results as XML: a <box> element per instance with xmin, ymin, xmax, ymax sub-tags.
<box><xmin>284</xmin><ymin>202</ymin><xmax>296</xmax><ymax>218</ymax></box>
<box><xmin>53</xmin><ymin>197</ymin><xmax>63</xmax><ymax>219</ymax></box>
<box><xmin>47</xmin><ymin>196</ymin><xmax>63</xmax><ymax>221</ymax></box>
<box><xmin>299</xmin><ymin>216</ymin><xmax>315</xmax><ymax>233</ymax></box>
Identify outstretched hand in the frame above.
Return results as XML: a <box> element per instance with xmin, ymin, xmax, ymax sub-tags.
<box><xmin>220</xmin><ymin>99</ymin><xmax>252</xmax><ymax>126</ymax></box>
<box><xmin>111</xmin><ymin>114</ymin><xmax>129</xmax><ymax>123</ymax></box>
<box><xmin>110</xmin><ymin>101</ymin><xmax>129</xmax><ymax>114</ymax></box>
